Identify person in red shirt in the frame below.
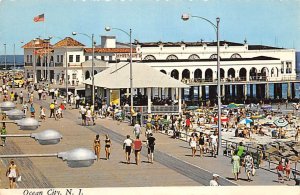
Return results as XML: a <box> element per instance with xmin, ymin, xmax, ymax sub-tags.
<box><xmin>133</xmin><ymin>136</ymin><xmax>142</xmax><ymax>165</ymax></box>
<box><xmin>276</xmin><ymin>161</ymin><xmax>285</xmax><ymax>183</ymax></box>
<box><xmin>59</xmin><ymin>103</ymin><xmax>65</xmax><ymax>118</ymax></box>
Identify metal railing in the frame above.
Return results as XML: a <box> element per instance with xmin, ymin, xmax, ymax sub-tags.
<box><xmin>24</xmin><ymin>62</ymin><xmax>33</xmax><ymax>66</ymax></box>
<box><xmin>55</xmin><ymin>62</ymin><xmax>63</xmax><ymax>67</ymax></box>
<box><xmin>159</xmin><ymin>127</ymin><xmax>299</xmax><ymax>178</ymax></box>
<box><xmin>123</xmin><ymin>105</ymin><xmax>179</xmax><ymax>114</ymax></box>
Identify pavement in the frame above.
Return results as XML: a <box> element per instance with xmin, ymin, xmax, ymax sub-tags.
<box><xmin>0</xmin><ymin>88</ymin><xmax>298</xmax><ymax>188</ymax></box>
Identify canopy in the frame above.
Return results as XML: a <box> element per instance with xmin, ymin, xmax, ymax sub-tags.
<box><xmin>83</xmin><ymin>62</ymin><xmax>188</xmax><ymax>89</ymax></box>
<box><xmin>273</xmin><ymin>118</ymin><xmax>288</xmax><ymax>127</ymax></box>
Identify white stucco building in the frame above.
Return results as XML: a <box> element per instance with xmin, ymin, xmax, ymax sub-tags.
<box><xmin>22</xmin><ymin>36</ymin><xmax>297</xmax><ymax>103</ymax></box>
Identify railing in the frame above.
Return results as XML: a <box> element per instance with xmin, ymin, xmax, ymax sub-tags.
<box><xmin>24</xmin><ymin>62</ymin><xmax>33</xmax><ymax>66</ymax></box>
<box><xmin>124</xmin><ymin>105</ymin><xmax>179</xmax><ymax>114</ymax></box>
<box><xmin>160</xmin><ymin>127</ymin><xmax>299</xmax><ymax>178</ymax></box>
<box><xmin>55</xmin><ymin>62</ymin><xmax>63</xmax><ymax>67</ymax></box>
<box><xmin>182</xmin><ymin>75</ymin><xmax>297</xmax><ymax>85</ymax></box>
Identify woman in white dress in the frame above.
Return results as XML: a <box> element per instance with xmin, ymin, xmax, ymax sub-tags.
<box><xmin>189</xmin><ymin>134</ymin><xmax>197</xmax><ymax>157</ymax></box>
<box><xmin>6</xmin><ymin>159</ymin><xmax>20</xmax><ymax>189</ymax></box>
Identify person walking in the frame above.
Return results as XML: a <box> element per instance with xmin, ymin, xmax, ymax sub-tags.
<box><xmin>104</xmin><ymin>134</ymin><xmax>111</xmax><ymax>160</ymax></box>
<box><xmin>49</xmin><ymin>102</ymin><xmax>55</xmax><ymax>118</ymax></box>
<box><xmin>189</xmin><ymin>134</ymin><xmax>197</xmax><ymax>157</ymax></box>
<box><xmin>243</xmin><ymin>152</ymin><xmax>254</xmax><ymax>182</ymax></box>
<box><xmin>123</xmin><ymin>135</ymin><xmax>133</xmax><ymax>164</ymax></box>
<box><xmin>209</xmin><ymin>174</ymin><xmax>220</xmax><ymax>186</ymax></box>
<box><xmin>210</xmin><ymin>131</ymin><xmax>218</xmax><ymax>158</ymax></box>
<box><xmin>147</xmin><ymin>133</ymin><xmax>156</xmax><ymax>163</ymax></box>
<box><xmin>6</xmin><ymin>159</ymin><xmax>20</xmax><ymax>189</ymax></box>
<box><xmin>19</xmin><ymin>91</ymin><xmax>23</xmax><ymax>104</ymax></box>
<box><xmin>198</xmin><ymin>132</ymin><xmax>205</xmax><ymax>157</ymax></box>
<box><xmin>232</xmin><ymin>150</ymin><xmax>241</xmax><ymax>181</ymax></box>
<box><xmin>284</xmin><ymin>158</ymin><xmax>291</xmax><ymax>181</ymax></box>
<box><xmin>93</xmin><ymin>134</ymin><xmax>101</xmax><ymax>161</ymax></box>
<box><xmin>133</xmin><ymin>136</ymin><xmax>142</xmax><ymax>165</ymax></box>
<box><xmin>75</xmin><ymin>94</ymin><xmax>80</xmax><ymax>109</ymax></box>
<box><xmin>133</xmin><ymin>122</ymin><xmax>142</xmax><ymax>139</ymax></box>
<box><xmin>39</xmin><ymin>106</ymin><xmax>46</xmax><ymax>121</ymax></box>
<box><xmin>276</xmin><ymin>161</ymin><xmax>285</xmax><ymax>183</ymax></box>
<box><xmin>1</xmin><ymin>123</ymin><xmax>7</xmax><ymax>146</ymax></box>
<box><xmin>29</xmin><ymin>104</ymin><xmax>35</xmax><ymax>118</ymax></box>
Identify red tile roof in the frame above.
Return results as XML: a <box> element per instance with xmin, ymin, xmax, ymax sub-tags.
<box><xmin>34</xmin><ymin>48</ymin><xmax>54</xmax><ymax>56</ymax></box>
<box><xmin>22</xmin><ymin>38</ymin><xmax>52</xmax><ymax>49</ymax></box>
<box><xmin>53</xmin><ymin>37</ymin><xmax>85</xmax><ymax>48</ymax></box>
<box><xmin>84</xmin><ymin>48</ymin><xmax>136</xmax><ymax>53</ymax></box>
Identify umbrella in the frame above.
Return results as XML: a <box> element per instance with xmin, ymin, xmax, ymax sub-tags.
<box><xmin>214</xmin><ymin>116</ymin><xmax>229</xmax><ymax>123</ymax></box>
<box><xmin>227</xmin><ymin>103</ymin><xmax>238</xmax><ymax>109</ymax></box>
<box><xmin>239</xmin><ymin>118</ymin><xmax>253</xmax><ymax>124</ymax></box>
<box><xmin>273</xmin><ymin>118</ymin><xmax>288</xmax><ymax>127</ymax></box>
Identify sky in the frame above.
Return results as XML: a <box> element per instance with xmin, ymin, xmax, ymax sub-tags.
<box><xmin>0</xmin><ymin>0</ymin><xmax>299</xmax><ymax>54</ymax></box>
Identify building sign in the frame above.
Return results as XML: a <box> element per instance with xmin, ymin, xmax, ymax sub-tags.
<box><xmin>115</xmin><ymin>53</ymin><xmax>142</xmax><ymax>60</ymax></box>
<box><xmin>110</xmin><ymin>90</ymin><xmax>120</xmax><ymax>106</ymax></box>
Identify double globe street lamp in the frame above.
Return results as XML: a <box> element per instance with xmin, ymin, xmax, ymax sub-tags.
<box><xmin>0</xmin><ymin>102</ymin><xmax>96</xmax><ymax>167</ymax></box>
<box><xmin>181</xmin><ymin>14</ymin><xmax>222</xmax><ymax>156</ymax></box>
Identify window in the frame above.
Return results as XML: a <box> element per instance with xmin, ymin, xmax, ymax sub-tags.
<box><xmin>286</xmin><ymin>62</ymin><xmax>292</xmax><ymax>74</ymax></box>
<box><xmin>85</xmin><ymin>56</ymin><xmax>89</xmax><ymax>61</ymax></box>
<box><xmin>166</xmin><ymin>55</ymin><xmax>178</xmax><ymax>61</ymax></box>
<box><xmin>188</xmin><ymin>54</ymin><xmax>200</xmax><ymax>60</ymax></box>
<box><xmin>230</xmin><ymin>53</ymin><xmax>242</xmax><ymax>58</ymax></box>
<box><xmin>56</xmin><ymin>55</ymin><xmax>59</xmax><ymax>62</ymax></box>
<box><xmin>143</xmin><ymin>55</ymin><xmax>156</xmax><ymax>61</ymax></box>
<box><xmin>60</xmin><ymin>55</ymin><xmax>63</xmax><ymax>62</ymax></box>
<box><xmin>30</xmin><ymin>55</ymin><xmax>32</xmax><ymax>63</ymax></box>
<box><xmin>281</xmin><ymin>61</ymin><xmax>284</xmax><ymax>74</ymax></box>
<box><xmin>72</xmin><ymin>73</ymin><xmax>77</xmax><ymax>79</ymax></box>
<box><xmin>209</xmin><ymin>54</ymin><xmax>218</xmax><ymax>59</ymax></box>
<box><xmin>69</xmin><ymin>55</ymin><xmax>73</xmax><ymax>62</ymax></box>
<box><xmin>26</xmin><ymin>55</ymin><xmax>29</xmax><ymax>62</ymax></box>
<box><xmin>76</xmin><ymin>55</ymin><xmax>80</xmax><ymax>62</ymax></box>
<box><xmin>101</xmin><ymin>56</ymin><xmax>104</xmax><ymax>61</ymax></box>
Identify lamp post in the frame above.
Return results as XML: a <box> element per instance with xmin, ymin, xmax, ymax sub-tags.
<box><xmin>72</xmin><ymin>32</ymin><xmax>95</xmax><ymax>105</ymax></box>
<box><xmin>181</xmin><ymin>14</ymin><xmax>221</xmax><ymax>156</ymax></box>
<box><xmin>105</xmin><ymin>27</ymin><xmax>133</xmax><ymax>124</ymax></box>
<box><xmin>4</xmin><ymin>43</ymin><xmax>6</xmax><ymax>70</ymax></box>
<box><xmin>49</xmin><ymin>36</ymin><xmax>69</xmax><ymax>102</ymax></box>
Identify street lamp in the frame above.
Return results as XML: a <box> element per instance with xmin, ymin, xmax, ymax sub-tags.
<box><xmin>0</xmin><ymin>147</ymin><xmax>96</xmax><ymax>168</ymax></box>
<box><xmin>104</xmin><ymin>26</ymin><xmax>133</xmax><ymax>124</ymax></box>
<box><xmin>0</xmin><ymin>129</ymin><xmax>62</xmax><ymax>145</ymax></box>
<box><xmin>181</xmin><ymin>13</ymin><xmax>222</xmax><ymax>156</ymax></box>
<box><xmin>49</xmin><ymin>36</ymin><xmax>69</xmax><ymax>102</ymax></box>
<box><xmin>72</xmin><ymin>32</ymin><xmax>95</xmax><ymax>105</ymax></box>
<box><xmin>4</xmin><ymin>43</ymin><xmax>7</xmax><ymax>70</ymax></box>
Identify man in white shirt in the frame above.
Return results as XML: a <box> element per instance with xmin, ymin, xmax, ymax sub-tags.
<box><xmin>133</xmin><ymin>123</ymin><xmax>142</xmax><ymax>138</ymax></box>
<box><xmin>123</xmin><ymin>135</ymin><xmax>133</xmax><ymax>164</ymax></box>
<box><xmin>209</xmin><ymin>174</ymin><xmax>220</xmax><ymax>186</ymax></box>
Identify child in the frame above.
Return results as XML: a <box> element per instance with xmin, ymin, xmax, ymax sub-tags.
<box><xmin>276</xmin><ymin>161</ymin><xmax>285</xmax><ymax>183</ymax></box>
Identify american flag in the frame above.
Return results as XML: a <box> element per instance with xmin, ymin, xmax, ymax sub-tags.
<box><xmin>33</xmin><ymin>14</ymin><xmax>45</xmax><ymax>22</ymax></box>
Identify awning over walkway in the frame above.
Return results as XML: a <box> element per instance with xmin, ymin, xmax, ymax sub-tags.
<box><xmin>83</xmin><ymin>62</ymin><xmax>188</xmax><ymax>89</ymax></box>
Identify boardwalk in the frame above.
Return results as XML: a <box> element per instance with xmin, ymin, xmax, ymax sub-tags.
<box><xmin>0</xmin><ymin>91</ymin><xmax>297</xmax><ymax>188</ymax></box>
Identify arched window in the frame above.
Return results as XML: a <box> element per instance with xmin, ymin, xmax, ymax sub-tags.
<box><xmin>160</xmin><ymin>70</ymin><xmax>167</xmax><ymax>74</ymax></box>
<box><xmin>166</xmin><ymin>55</ymin><xmax>178</xmax><ymax>61</ymax></box>
<box><xmin>143</xmin><ymin>55</ymin><xmax>156</xmax><ymax>61</ymax></box>
<box><xmin>188</xmin><ymin>54</ymin><xmax>200</xmax><ymax>60</ymax></box>
<box><xmin>85</xmin><ymin>71</ymin><xmax>90</xmax><ymax>79</ymax></box>
<box><xmin>230</xmin><ymin>53</ymin><xmax>242</xmax><ymax>58</ymax></box>
<box><xmin>209</xmin><ymin>54</ymin><xmax>218</xmax><ymax>59</ymax></box>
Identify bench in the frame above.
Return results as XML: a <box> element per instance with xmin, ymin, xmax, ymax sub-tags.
<box><xmin>292</xmin><ymin>170</ymin><xmax>300</xmax><ymax>185</ymax></box>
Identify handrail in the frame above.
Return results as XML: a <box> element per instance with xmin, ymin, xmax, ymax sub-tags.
<box><xmin>159</xmin><ymin>126</ymin><xmax>300</xmax><ymax>176</ymax></box>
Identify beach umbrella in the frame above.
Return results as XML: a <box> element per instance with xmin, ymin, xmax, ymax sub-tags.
<box><xmin>214</xmin><ymin>116</ymin><xmax>228</xmax><ymax>123</ymax></box>
<box><xmin>251</xmin><ymin>115</ymin><xmax>265</xmax><ymax>120</ymax></box>
<box><xmin>227</xmin><ymin>103</ymin><xmax>238</xmax><ymax>109</ymax></box>
<box><xmin>239</xmin><ymin>118</ymin><xmax>253</xmax><ymax>124</ymax></box>
<box><xmin>273</xmin><ymin>118</ymin><xmax>288</xmax><ymax>127</ymax></box>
